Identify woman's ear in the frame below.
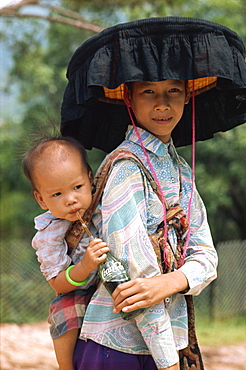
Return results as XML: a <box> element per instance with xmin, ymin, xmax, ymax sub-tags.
<box><xmin>123</xmin><ymin>84</ymin><xmax>132</xmax><ymax>107</ymax></box>
<box><xmin>185</xmin><ymin>86</ymin><xmax>190</xmax><ymax>105</ymax></box>
<box><xmin>34</xmin><ymin>190</ymin><xmax>48</xmax><ymax>210</ymax></box>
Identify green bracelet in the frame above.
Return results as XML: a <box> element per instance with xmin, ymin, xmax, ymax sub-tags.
<box><xmin>65</xmin><ymin>265</ymin><xmax>89</xmax><ymax>286</ymax></box>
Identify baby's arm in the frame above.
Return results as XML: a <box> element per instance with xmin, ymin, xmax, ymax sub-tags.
<box><xmin>49</xmin><ymin>238</ymin><xmax>109</xmax><ymax>294</ymax></box>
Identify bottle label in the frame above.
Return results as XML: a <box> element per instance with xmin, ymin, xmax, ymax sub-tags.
<box><xmin>100</xmin><ymin>260</ymin><xmax>128</xmax><ymax>282</ymax></box>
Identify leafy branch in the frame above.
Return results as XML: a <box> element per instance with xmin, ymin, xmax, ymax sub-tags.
<box><xmin>0</xmin><ymin>0</ymin><xmax>103</xmax><ymax>33</ymax></box>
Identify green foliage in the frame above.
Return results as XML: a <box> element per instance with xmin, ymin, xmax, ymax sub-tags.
<box><xmin>120</xmin><ymin>0</ymin><xmax>246</xmax><ymax>43</ymax></box>
<box><xmin>0</xmin><ymin>0</ymin><xmax>245</xmax><ymax>255</ymax></box>
<box><xmin>196</xmin><ymin>314</ymin><xmax>246</xmax><ymax>346</ymax></box>
<box><xmin>0</xmin><ymin>120</ymin><xmax>39</xmax><ymax>241</ymax></box>
<box><xmin>178</xmin><ymin>125</ymin><xmax>246</xmax><ymax>243</ymax></box>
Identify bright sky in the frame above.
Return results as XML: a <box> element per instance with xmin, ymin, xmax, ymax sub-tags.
<box><xmin>0</xmin><ymin>0</ymin><xmax>21</xmax><ymax>8</ymax></box>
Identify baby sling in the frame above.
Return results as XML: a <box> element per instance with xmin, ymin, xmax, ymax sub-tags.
<box><xmin>49</xmin><ymin>148</ymin><xmax>204</xmax><ymax>370</ymax></box>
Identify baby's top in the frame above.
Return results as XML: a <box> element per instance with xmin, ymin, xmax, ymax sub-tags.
<box><xmin>32</xmin><ymin>211</ymin><xmax>98</xmax><ymax>285</ymax></box>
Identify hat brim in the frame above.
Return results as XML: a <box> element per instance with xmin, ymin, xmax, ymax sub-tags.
<box><xmin>61</xmin><ymin>17</ymin><xmax>246</xmax><ymax>152</ymax></box>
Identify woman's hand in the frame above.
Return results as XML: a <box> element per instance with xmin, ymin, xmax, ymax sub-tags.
<box><xmin>112</xmin><ymin>270</ymin><xmax>189</xmax><ymax>314</ymax></box>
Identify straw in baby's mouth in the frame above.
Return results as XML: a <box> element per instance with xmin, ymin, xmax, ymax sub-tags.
<box><xmin>76</xmin><ymin>212</ymin><xmax>94</xmax><ymax>241</ymax></box>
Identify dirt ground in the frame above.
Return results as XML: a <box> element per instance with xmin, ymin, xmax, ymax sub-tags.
<box><xmin>0</xmin><ymin>321</ymin><xmax>245</xmax><ymax>370</ymax></box>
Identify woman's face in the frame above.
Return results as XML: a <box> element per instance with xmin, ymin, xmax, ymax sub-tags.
<box><xmin>128</xmin><ymin>80</ymin><xmax>190</xmax><ymax>143</ymax></box>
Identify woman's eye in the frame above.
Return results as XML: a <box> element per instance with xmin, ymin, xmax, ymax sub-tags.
<box><xmin>74</xmin><ymin>185</ymin><xmax>82</xmax><ymax>190</ymax></box>
<box><xmin>143</xmin><ymin>89</ymin><xmax>154</xmax><ymax>94</ymax></box>
<box><xmin>169</xmin><ymin>88</ymin><xmax>180</xmax><ymax>92</ymax></box>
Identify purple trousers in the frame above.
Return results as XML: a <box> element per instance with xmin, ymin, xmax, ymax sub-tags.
<box><xmin>73</xmin><ymin>339</ymin><xmax>158</xmax><ymax>370</ymax></box>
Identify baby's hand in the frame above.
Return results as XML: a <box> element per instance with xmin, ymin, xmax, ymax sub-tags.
<box><xmin>81</xmin><ymin>238</ymin><xmax>109</xmax><ymax>273</ymax></box>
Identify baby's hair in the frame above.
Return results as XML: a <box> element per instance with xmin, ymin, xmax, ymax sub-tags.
<box><xmin>22</xmin><ymin>135</ymin><xmax>92</xmax><ymax>192</ymax></box>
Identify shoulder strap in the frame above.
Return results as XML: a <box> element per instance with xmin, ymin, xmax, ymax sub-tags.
<box><xmin>65</xmin><ymin>148</ymin><xmax>166</xmax><ymax>255</ymax></box>
<box><xmin>85</xmin><ymin>148</ymin><xmax>166</xmax><ymax>223</ymax></box>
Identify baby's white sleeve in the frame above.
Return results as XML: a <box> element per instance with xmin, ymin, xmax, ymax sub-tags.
<box><xmin>32</xmin><ymin>214</ymin><xmax>72</xmax><ymax>281</ymax></box>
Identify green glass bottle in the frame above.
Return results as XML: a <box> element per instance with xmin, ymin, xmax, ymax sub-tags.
<box><xmin>98</xmin><ymin>251</ymin><xmax>145</xmax><ymax>320</ymax></box>
<box><xmin>77</xmin><ymin>215</ymin><xmax>145</xmax><ymax>320</ymax></box>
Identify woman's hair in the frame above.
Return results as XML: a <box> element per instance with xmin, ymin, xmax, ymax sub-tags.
<box><xmin>22</xmin><ymin>136</ymin><xmax>92</xmax><ymax>192</ymax></box>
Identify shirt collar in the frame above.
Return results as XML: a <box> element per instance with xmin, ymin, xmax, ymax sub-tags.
<box><xmin>125</xmin><ymin>126</ymin><xmax>182</xmax><ymax>163</ymax></box>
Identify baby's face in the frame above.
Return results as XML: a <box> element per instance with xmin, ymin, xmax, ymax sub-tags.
<box><xmin>33</xmin><ymin>151</ymin><xmax>92</xmax><ymax>222</ymax></box>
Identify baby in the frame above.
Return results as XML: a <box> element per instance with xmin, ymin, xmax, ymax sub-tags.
<box><xmin>22</xmin><ymin>136</ymin><xmax>109</xmax><ymax>370</ymax></box>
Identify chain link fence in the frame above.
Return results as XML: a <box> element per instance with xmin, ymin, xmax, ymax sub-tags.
<box><xmin>0</xmin><ymin>239</ymin><xmax>245</xmax><ymax>324</ymax></box>
<box><xmin>194</xmin><ymin>239</ymin><xmax>246</xmax><ymax>319</ymax></box>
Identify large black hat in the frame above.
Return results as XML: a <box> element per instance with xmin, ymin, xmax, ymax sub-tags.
<box><xmin>61</xmin><ymin>17</ymin><xmax>246</xmax><ymax>153</ymax></box>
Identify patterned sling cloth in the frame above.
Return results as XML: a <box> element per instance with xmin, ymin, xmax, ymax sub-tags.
<box><xmin>150</xmin><ymin>204</ymin><xmax>189</xmax><ymax>274</ymax></box>
<box><xmin>50</xmin><ymin>148</ymin><xmax>204</xmax><ymax>370</ymax></box>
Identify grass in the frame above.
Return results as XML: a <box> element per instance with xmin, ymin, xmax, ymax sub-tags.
<box><xmin>195</xmin><ymin>314</ymin><xmax>246</xmax><ymax>346</ymax></box>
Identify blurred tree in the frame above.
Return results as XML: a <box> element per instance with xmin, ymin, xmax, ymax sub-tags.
<box><xmin>0</xmin><ymin>0</ymin><xmax>245</xmax><ymax>245</ymax></box>
<box><xmin>1</xmin><ymin>0</ymin><xmax>245</xmax><ymax>41</ymax></box>
<box><xmin>178</xmin><ymin>125</ymin><xmax>246</xmax><ymax>243</ymax></box>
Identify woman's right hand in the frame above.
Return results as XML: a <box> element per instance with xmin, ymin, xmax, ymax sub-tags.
<box><xmin>112</xmin><ymin>270</ymin><xmax>189</xmax><ymax>314</ymax></box>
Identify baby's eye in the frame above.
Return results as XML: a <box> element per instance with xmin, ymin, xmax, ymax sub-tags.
<box><xmin>52</xmin><ymin>192</ymin><xmax>61</xmax><ymax>197</ymax></box>
<box><xmin>74</xmin><ymin>184</ymin><xmax>82</xmax><ymax>190</ymax></box>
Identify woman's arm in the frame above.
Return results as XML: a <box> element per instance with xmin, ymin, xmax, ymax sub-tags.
<box><xmin>112</xmin><ymin>270</ymin><xmax>189</xmax><ymax>314</ymax></box>
<box><xmin>112</xmin><ymin>188</ymin><xmax>217</xmax><ymax>313</ymax></box>
<box><xmin>178</xmin><ymin>188</ymin><xmax>218</xmax><ymax>295</ymax></box>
